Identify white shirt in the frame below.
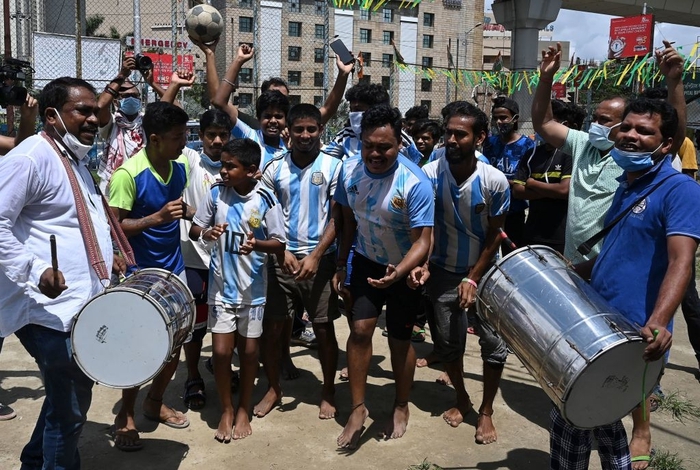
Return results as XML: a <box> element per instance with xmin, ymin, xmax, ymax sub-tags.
<box><xmin>180</xmin><ymin>147</ymin><xmax>221</xmax><ymax>270</ymax></box>
<box><xmin>0</xmin><ymin>135</ymin><xmax>113</xmax><ymax>336</ymax></box>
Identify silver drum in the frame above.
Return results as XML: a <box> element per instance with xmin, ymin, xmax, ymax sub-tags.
<box><xmin>477</xmin><ymin>245</ymin><xmax>663</xmax><ymax>429</ymax></box>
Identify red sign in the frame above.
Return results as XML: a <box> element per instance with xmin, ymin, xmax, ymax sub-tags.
<box><xmin>608</xmin><ymin>14</ymin><xmax>654</xmax><ymax>59</ymax></box>
<box><xmin>126</xmin><ymin>51</ymin><xmax>194</xmax><ymax>86</ymax></box>
<box><xmin>125</xmin><ymin>36</ymin><xmax>192</xmax><ymax>50</ymax></box>
<box><xmin>551</xmin><ymin>82</ymin><xmax>566</xmax><ymax>99</ymax></box>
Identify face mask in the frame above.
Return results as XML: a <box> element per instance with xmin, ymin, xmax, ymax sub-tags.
<box><xmin>119</xmin><ymin>97</ymin><xmax>141</xmax><ymax>115</ymax></box>
<box><xmin>50</xmin><ymin>108</ymin><xmax>93</xmax><ymax>160</ymax></box>
<box><xmin>493</xmin><ymin>114</ymin><xmax>517</xmax><ymax>138</ymax></box>
<box><xmin>588</xmin><ymin>122</ymin><xmax>620</xmax><ymax>151</ymax></box>
<box><xmin>200</xmin><ymin>152</ymin><xmax>222</xmax><ymax>169</ymax></box>
<box><xmin>349</xmin><ymin>111</ymin><xmax>363</xmax><ymax>136</ymax></box>
<box><xmin>610</xmin><ymin>143</ymin><xmax>662</xmax><ymax>172</ymax></box>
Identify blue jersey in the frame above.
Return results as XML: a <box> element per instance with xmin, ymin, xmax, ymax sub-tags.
<box><xmin>232</xmin><ymin>119</ymin><xmax>287</xmax><ymax>168</ymax></box>
<box><xmin>262</xmin><ymin>150</ymin><xmax>342</xmax><ymax>256</ymax></box>
<box><xmin>334</xmin><ymin>155</ymin><xmax>434</xmax><ymax>266</ymax></box>
<box><xmin>423</xmin><ymin>158</ymin><xmax>510</xmax><ymax>273</ymax></box>
<box><xmin>483</xmin><ymin>135</ymin><xmax>535</xmax><ymax>213</ymax></box>
<box><xmin>323</xmin><ymin>125</ymin><xmax>424</xmax><ymax>164</ymax></box>
<box><xmin>591</xmin><ymin>157</ymin><xmax>700</xmax><ymax>329</ymax></box>
<box><xmin>193</xmin><ymin>182</ymin><xmax>286</xmax><ymax>306</ymax></box>
<box><xmin>428</xmin><ymin>147</ymin><xmax>489</xmax><ymax>164</ymax></box>
<box><xmin>109</xmin><ymin>148</ymin><xmax>189</xmax><ymax>273</ymax></box>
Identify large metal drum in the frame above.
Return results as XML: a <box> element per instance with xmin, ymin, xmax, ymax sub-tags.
<box><xmin>477</xmin><ymin>245</ymin><xmax>663</xmax><ymax>429</ymax></box>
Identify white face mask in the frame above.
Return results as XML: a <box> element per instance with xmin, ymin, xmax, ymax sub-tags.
<box><xmin>588</xmin><ymin>122</ymin><xmax>620</xmax><ymax>151</ymax></box>
<box><xmin>51</xmin><ymin>108</ymin><xmax>94</xmax><ymax>160</ymax></box>
<box><xmin>349</xmin><ymin>111</ymin><xmax>363</xmax><ymax>137</ymax></box>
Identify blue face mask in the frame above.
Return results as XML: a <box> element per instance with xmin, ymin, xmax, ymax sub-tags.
<box><xmin>588</xmin><ymin>122</ymin><xmax>620</xmax><ymax>151</ymax></box>
<box><xmin>119</xmin><ymin>97</ymin><xmax>141</xmax><ymax>115</ymax></box>
<box><xmin>610</xmin><ymin>143</ymin><xmax>662</xmax><ymax>172</ymax></box>
<box><xmin>200</xmin><ymin>152</ymin><xmax>222</xmax><ymax>169</ymax></box>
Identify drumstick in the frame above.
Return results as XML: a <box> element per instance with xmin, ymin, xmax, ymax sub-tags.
<box><xmin>498</xmin><ymin>228</ymin><xmax>517</xmax><ymax>251</ymax></box>
<box><xmin>50</xmin><ymin>235</ymin><xmax>58</xmax><ymax>273</ymax></box>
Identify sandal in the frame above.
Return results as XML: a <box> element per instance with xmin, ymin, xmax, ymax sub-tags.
<box><xmin>143</xmin><ymin>394</ymin><xmax>190</xmax><ymax>429</ymax></box>
<box><xmin>183</xmin><ymin>378</ymin><xmax>206</xmax><ymax>410</ymax></box>
<box><xmin>411</xmin><ymin>328</ymin><xmax>426</xmax><ymax>343</ymax></box>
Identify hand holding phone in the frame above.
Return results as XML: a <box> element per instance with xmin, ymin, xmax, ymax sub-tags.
<box><xmin>330</xmin><ymin>38</ymin><xmax>354</xmax><ymax>66</ymax></box>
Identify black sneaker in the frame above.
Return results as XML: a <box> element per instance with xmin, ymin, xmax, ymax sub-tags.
<box><xmin>0</xmin><ymin>403</ymin><xmax>16</xmax><ymax>421</ymax></box>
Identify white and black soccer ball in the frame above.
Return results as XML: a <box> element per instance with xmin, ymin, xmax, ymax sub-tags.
<box><xmin>185</xmin><ymin>4</ymin><xmax>223</xmax><ymax>44</ymax></box>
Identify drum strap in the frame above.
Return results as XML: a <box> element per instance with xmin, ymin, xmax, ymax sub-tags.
<box><xmin>577</xmin><ymin>172</ymin><xmax>683</xmax><ymax>256</ymax></box>
<box><xmin>41</xmin><ymin>132</ymin><xmax>136</xmax><ymax>279</ymax></box>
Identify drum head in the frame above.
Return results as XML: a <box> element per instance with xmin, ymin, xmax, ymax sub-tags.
<box><xmin>72</xmin><ymin>290</ymin><xmax>172</xmax><ymax>388</ymax></box>
<box><xmin>562</xmin><ymin>340</ymin><xmax>664</xmax><ymax>429</ymax></box>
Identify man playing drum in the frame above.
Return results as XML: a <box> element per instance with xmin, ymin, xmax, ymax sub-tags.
<box><xmin>408</xmin><ymin>101</ymin><xmax>510</xmax><ymax>444</ymax></box>
<box><xmin>108</xmin><ymin>101</ymin><xmax>196</xmax><ymax>451</ymax></box>
<box><xmin>0</xmin><ymin>77</ymin><xmax>127</xmax><ymax>469</ymax></box>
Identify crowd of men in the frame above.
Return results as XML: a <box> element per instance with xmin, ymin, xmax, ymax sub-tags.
<box><xmin>0</xmin><ymin>35</ymin><xmax>699</xmax><ymax>470</ymax></box>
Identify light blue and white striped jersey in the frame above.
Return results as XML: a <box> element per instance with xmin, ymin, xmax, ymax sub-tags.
<box><xmin>193</xmin><ymin>182</ymin><xmax>286</xmax><ymax>306</ymax></box>
<box><xmin>334</xmin><ymin>155</ymin><xmax>434</xmax><ymax>266</ymax></box>
<box><xmin>428</xmin><ymin>147</ymin><xmax>489</xmax><ymax>164</ymax></box>
<box><xmin>323</xmin><ymin>125</ymin><xmax>424</xmax><ymax>164</ymax></box>
<box><xmin>261</xmin><ymin>150</ymin><xmax>342</xmax><ymax>255</ymax></box>
<box><xmin>423</xmin><ymin>158</ymin><xmax>510</xmax><ymax>274</ymax></box>
<box><xmin>232</xmin><ymin>119</ymin><xmax>287</xmax><ymax>168</ymax></box>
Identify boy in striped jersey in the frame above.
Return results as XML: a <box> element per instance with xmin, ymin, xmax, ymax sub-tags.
<box><xmin>333</xmin><ymin>106</ymin><xmax>434</xmax><ymax>449</ymax></box>
<box><xmin>256</xmin><ymin>104</ymin><xmax>343</xmax><ymax>420</ymax></box>
<box><xmin>189</xmin><ymin>138</ymin><xmax>286</xmax><ymax>443</ymax></box>
<box><xmin>410</xmin><ymin>102</ymin><xmax>510</xmax><ymax>444</ymax></box>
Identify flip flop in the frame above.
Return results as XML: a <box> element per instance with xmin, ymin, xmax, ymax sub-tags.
<box><xmin>411</xmin><ymin>328</ymin><xmax>426</xmax><ymax>343</ymax></box>
<box><xmin>113</xmin><ymin>429</ymin><xmax>143</xmax><ymax>452</ymax></box>
<box><xmin>631</xmin><ymin>455</ymin><xmax>651</xmax><ymax>470</ymax></box>
<box><xmin>143</xmin><ymin>395</ymin><xmax>190</xmax><ymax>429</ymax></box>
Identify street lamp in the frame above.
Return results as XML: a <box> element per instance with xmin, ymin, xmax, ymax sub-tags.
<box><xmin>455</xmin><ymin>23</ymin><xmax>483</xmax><ymax>99</ymax></box>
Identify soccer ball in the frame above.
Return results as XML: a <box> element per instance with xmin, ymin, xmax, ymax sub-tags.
<box><xmin>185</xmin><ymin>4</ymin><xmax>223</xmax><ymax>44</ymax></box>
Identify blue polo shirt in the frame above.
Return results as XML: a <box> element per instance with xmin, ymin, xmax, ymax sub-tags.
<box><xmin>590</xmin><ymin>157</ymin><xmax>700</xmax><ymax>329</ymax></box>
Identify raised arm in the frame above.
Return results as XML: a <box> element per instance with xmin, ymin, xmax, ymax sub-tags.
<box><xmin>532</xmin><ymin>43</ymin><xmax>569</xmax><ymax>149</ymax></box>
<box><xmin>212</xmin><ymin>44</ymin><xmax>255</xmax><ymax>124</ymax></box>
<box><xmin>192</xmin><ymin>37</ymin><xmax>222</xmax><ymax>107</ymax></box>
<box><xmin>656</xmin><ymin>41</ymin><xmax>686</xmax><ymax>155</ymax></box>
<box><xmin>97</xmin><ymin>57</ymin><xmax>134</xmax><ymax>127</ymax></box>
<box><xmin>161</xmin><ymin>69</ymin><xmax>195</xmax><ymax>105</ymax></box>
<box><xmin>320</xmin><ymin>56</ymin><xmax>353</xmax><ymax>125</ymax></box>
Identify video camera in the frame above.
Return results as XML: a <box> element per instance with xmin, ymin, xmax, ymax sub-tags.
<box><xmin>134</xmin><ymin>53</ymin><xmax>153</xmax><ymax>74</ymax></box>
<box><xmin>0</xmin><ymin>57</ymin><xmax>31</xmax><ymax>108</ymax></box>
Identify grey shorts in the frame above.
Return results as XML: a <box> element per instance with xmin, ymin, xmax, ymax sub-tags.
<box><xmin>426</xmin><ymin>264</ymin><xmax>508</xmax><ymax>366</ymax></box>
<box><xmin>264</xmin><ymin>252</ymin><xmax>339</xmax><ymax>324</ymax></box>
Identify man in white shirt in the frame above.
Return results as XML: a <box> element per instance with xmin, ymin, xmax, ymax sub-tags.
<box><xmin>0</xmin><ymin>77</ymin><xmax>124</xmax><ymax>470</ymax></box>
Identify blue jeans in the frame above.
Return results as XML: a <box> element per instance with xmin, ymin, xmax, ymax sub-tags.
<box><xmin>15</xmin><ymin>324</ymin><xmax>94</xmax><ymax>470</ymax></box>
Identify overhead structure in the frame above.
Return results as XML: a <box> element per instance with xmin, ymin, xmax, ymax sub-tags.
<box><xmin>561</xmin><ymin>0</ymin><xmax>700</xmax><ymax>27</ymax></box>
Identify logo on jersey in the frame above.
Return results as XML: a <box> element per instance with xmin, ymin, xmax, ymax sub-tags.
<box><xmin>632</xmin><ymin>198</ymin><xmax>647</xmax><ymax>214</ymax></box>
<box><xmin>475</xmin><ymin>203</ymin><xmax>485</xmax><ymax>214</ymax></box>
<box><xmin>311</xmin><ymin>172</ymin><xmax>324</xmax><ymax>186</ymax></box>
<box><xmin>390</xmin><ymin>195</ymin><xmax>406</xmax><ymax>210</ymax></box>
<box><xmin>554</xmin><ymin>164</ymin><xmax>561</xmax><ymax>171</ymax></box>
<box><xmin>248</xmin><ymin>208</ymin><xmax>262</xmax><ymax>229</ymax></box>
<box><xmin>348</xmin><ymin>184</ymin><xmax>359</xmax><ymax>195</ymax></box>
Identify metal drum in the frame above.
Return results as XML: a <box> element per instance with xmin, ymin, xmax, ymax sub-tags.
<box><xmin>72</xmin><ymin>268</ymin><xmax>195</xmax><ymax>389</ymax></box>
<box><xmin>477</xmin><ymin>245</ymin><xmax>663</xmax><ymax>429</ymax></box>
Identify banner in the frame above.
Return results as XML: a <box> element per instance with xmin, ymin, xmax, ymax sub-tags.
<box><xmin>608</xmin><ymin>14</ymin><xmax>654</xmax><ymax>59</ymax></box>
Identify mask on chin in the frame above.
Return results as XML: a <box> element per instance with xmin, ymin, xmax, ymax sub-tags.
<box><xmin>610</xmin><ymin>143</ymin><xmax>662</xmax><ymax>172</ymax></box>
<box><xmin>50</xmin><ymin>108</ymin><xmax>94</xmax><ymax>160</ymax></box>
<box><xmin>349</xmin><ymin>111</ymin><xmax>363</xmax><ymax>137</ymax></box>
<box><xmin>200</xmin><ymin>152</ymin><xmax>222</xmax><ymax>169</ymax></box>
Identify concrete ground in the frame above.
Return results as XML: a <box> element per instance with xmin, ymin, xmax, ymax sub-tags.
<box><xmin>1</xmin><ymin>301</ymin><xmax>699</xmax><ymax>470</ymax></box>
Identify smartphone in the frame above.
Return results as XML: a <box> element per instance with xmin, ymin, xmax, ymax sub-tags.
<box><xmin>330</xmin><ymin>38</ymin><xmax>354</xmax><ymax>65</ymax></box>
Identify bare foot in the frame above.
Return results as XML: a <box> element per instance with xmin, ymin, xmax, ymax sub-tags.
<box><xmin>142</xmin><ymin>395</ymin><xmax>189</xmax><ymax>428</ymax></box>
<box><xmin>442</xmin><ymin>400</ymin><xmax>473</xmax><ymax>428</ymax></box>
<box><xmin>338</xmin><ymin>367</ymin><xmax>349</xmax><ymax>382</ymax></box>
<box><xmin>436</xmin><ymin>371</ymin><xmax>452</xmax><ymax>386</ymax></box>
<box><xmin>281</xmin><ymin>355</ymin><xmax>300</xmax><ymax>380</ymax></box>
<box><xmin>113</xmin><ymin>414</ymin><xmax>142</xmax><ymax>452</ymax></box>
<box><xmin>253</xmin><ymin>388</ymin><xmax>282</xmax><ymax>418</ymax></box>
<box><xmin>319</xmin><ymin>395</ymin><xmax>337</xmax><ymax>420</ymax></box>
<box><xmin>232</xmin><ymin>408</ymin><xmax>252</xmax><ymax>440</ymax></box>
<box><xmin>475</xmin><ymin>411</ymin><xmax>498</xmax><ymax>445</ymax></box>
<box><xmin>337</xmin><ymin>403</ymin><xmax>369</xmax><ymax>449</ymax></box>
<box><xmin>629</xmin><ymin>430</ymin><xmax>652</xmax><ymax>470</ymax></box>
<box><xmin>381</xmin><ymin>402</ymin><xmax>410</xmax><ymax>440</ymax></box>
<box><xmin>416</xmin><ymin>352</ymin><xmax>438</xmax><ymax>368</ymax></box>
<box><xmin>214</xmin><ymin>409</ymin><xmax>234</xmax><ymax>443</ymax></box>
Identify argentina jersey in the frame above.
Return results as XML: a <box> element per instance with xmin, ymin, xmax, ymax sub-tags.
<box><xmin>232</xmin><ymin>119</ymin><xmax>287</xmax><ymax>168</ymax></box>
<box><xmin>323</xmin><ymin>125</ymin><xmax>424</xmax><ymax>164</ymax></box>
<box><xmin>261</xmin><ymin>151</ymin><xmax>342</xmax><ymax>256</ymax></box>
<box><xmin>193</xmin><ymin>182</ymin><xmax>286</xmax><ymax>306</ymax></box>
<box><xmin>334</xmin><ymin>155</ymin><xmax>434</xmax><ymax>266</ymax></box>
<box><xmin>423</xmin><ymin>159</ymin><xmax>510</xmax><ymax>273</ymax></box>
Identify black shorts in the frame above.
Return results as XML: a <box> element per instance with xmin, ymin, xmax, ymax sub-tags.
<box><xmin>349</xmin><ymin>254</ymin><xmax>422</xmax><ymax>341</ymax></box>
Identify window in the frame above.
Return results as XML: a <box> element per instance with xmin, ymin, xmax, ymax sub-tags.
<box><xmin>314</xmin><ymin>95</ymin><xmax>324</xmax><ymax>107</ymax></box>
<box><xmin>315</xmin><ymin>24</ymin><xmax>325</xmax><ymax>39</ymax></box>
<box><xmin>360</xmin><ymin>10</ymin><xmax>371</xmax><ymax>21</ymax></box>
<box><xmin>289</xmin><ymin>21</ymin><xmax>302</xmax><ymax>37</ymax></box>
<box><xmin>239</xmin><ymin>68</ymin><xmax>253</xmax><ymax>83</ymax></box>
<box><xmin>423</xmin><ymin>34</ymin><xmax>434</xmax><ymax>48</ymax></box>
<box><xmin>314</xmin><ymin>48</ymin><xmax>324</xmax><ymax>63</ymax></box>
<box><xmin>381</xmin><ymin>75</ymin><xmax>391</xmax><ymax>90</ymax></box>
<box><xmin>239</xmin><ymin>0</ymin><xmax>252</xmax><ymax>7</ymax></box>
<box><xmin>315</xmin><ymin>1</ymin><xmax>325</xmax><ymax>14</ymax></box>
<box><xmin>314</xmin><ymin>72</ymin><xmax>324</xmax><ymax>87</ymax></box>
<box><xmin>383</xmin><ymin>31</ymin><xmax>394</xmax><ymax>45</ymax></box>
<box><xmin>239</xmin><ymin>93</ymin><xmax>253</xmax><ymax>107</ymax></box>
<box><xmin>423</xmin><ymin>13</ymin><xmax>434</xmax><ymax>27</ymax></box>
<box><xmin>288</xmin><ymin>71</ymin><xmax>301</xmax><ymax>86</ymax></box>
<box><xmin>382</xmin><ymin>8</ymin><xmax>393</xmax><ymax>22</ymax></box>
<box><xmin>239</xmin><ymin>17</ymin><xmax>253</xmax><ymax>33</ymax></box>
<box><xmin>288</xmin><ymin>0</ymin><xmax>301</xmax><ymax>12</ymax></box>
<box><xmin>362</xmin><ymin>52</ymin><xmax>371</xmax><ymax>67</ymax></box>
<box><xmin>421</xmin><ymin>79</ymin><xmax>432</xmax><ymax>92</ymax></box>
<box><xmin>420</xmin><ymin>100</ymin><xmax>432</xmax><ymax>113</ymax></box>
<box><xmin>421</xmin><ymin>57</ymin><xmax>433</xmax><ymax>69</ymax></box>
<box><xmin>359</xmin><ymin>74</ymin><xmax>371</xmax><ymax>84</ymax></box>
<box><xmin>382</xmin><ymin>53</ymin><xmax>393</xmax><ymax>68</ymax></box>
<box><xmin>288</xmin><ymin>95</ymin><xmax>301</xmax><ymax>105</ymax></box>
<box><xmin>288</xmin><ymin>46</ymin><xmax>302</xmax><ymax>61</ymax></box>
<box><xmin>360</xmin><ymin>28</ymin><xmax>372</xmax><ymax>43</ymax></box>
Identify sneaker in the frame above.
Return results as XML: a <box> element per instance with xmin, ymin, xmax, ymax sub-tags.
<box><xmin>0</xmin><ymin>403</ymin><xmax>16</xmax><ymax>421</ymax></box>
<box><xmin>301</xmin><ymin>311</ymin><xmax>312</xmax><ymax>327</ymax></box>
<box><xmin>291</xmin><ymin>329</ymin><xmax>318</xmax><ymax>349</ymax></box>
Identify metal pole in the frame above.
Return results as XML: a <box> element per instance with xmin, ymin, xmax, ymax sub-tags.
<box><xmin>75</xmin><ymin>0</ymin><xmax>82</xmax><ymax>78</ymax></box>
<box><xmin>322</xmin><ymin>1</ymin><xmax>329</xmax><ymax>104</ymax></box>
<box><xmin>133</xmin><ymin>0</ymin><xmax>142</xmax><ymax>54</ymax></box>
<box><xmin>446</xmin><ymin>38</ymin><xmax>451</xmax><ymax>106</ymax></box>
<box><xmin>455</xmin><ymin>38</ymin><xmax>460</xmax><ymax>100</ymax></box>
<box><xmin>4</xmin><ymin>0</ymin><xmax>15</xmax><ymax>135</ymax></box>
<box><xmin>252</xmin><ymin>0</ymin><xmax>260</xmax><ymax>102</ymax></box>
<box><xmin>171</xmin><ymin>0</ymin><xmax>178</xmax><ymax>72</ymax></box>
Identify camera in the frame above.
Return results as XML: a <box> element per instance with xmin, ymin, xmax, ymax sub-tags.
<box><xmin>0</xmin><ymin>57</ymin><xmax>31</xmax><ymax>108</ymax></box>
<box><xmin>134</xmin><ymin>53</ymin><xmax>153</xmax><ymax>74</ymax></box>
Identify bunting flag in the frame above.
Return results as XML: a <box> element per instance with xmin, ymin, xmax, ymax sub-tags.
<box><xmin>391</xmin><ymin>39</ymin><xmax>406</xmax><ymax>66</ymax></box>
<box><xmin>447</xmin><ymin>43</ymin><xmax>455</xmax><ymax>70</ymax></box>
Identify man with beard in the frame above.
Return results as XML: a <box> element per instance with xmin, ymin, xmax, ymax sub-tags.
<box><xmin>409</xmin><ymin>101</ymin><xmax>510</xmax><ymax>444</ymax></box>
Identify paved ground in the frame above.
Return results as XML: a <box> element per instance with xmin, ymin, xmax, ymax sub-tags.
<box><xmin>1</xmin><ymin>299</ymin><xmax>699</xmax><ymax>470</ymax></box>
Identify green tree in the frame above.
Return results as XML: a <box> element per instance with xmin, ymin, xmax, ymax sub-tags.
<box><xmin>85</xmin><ymin>14</ymin><xmax>105</xmax><ymax>37</ymax></box>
